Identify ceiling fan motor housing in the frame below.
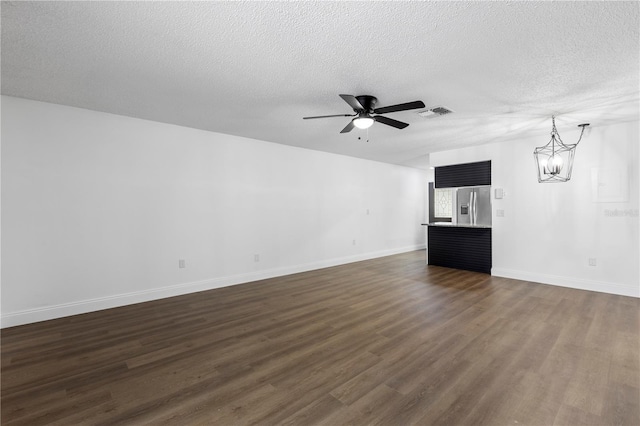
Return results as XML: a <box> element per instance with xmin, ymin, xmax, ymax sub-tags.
<box><xmin>355</xmin><ymin>95</ymin><xmax>378</xmax><ymax>113</ymax></box>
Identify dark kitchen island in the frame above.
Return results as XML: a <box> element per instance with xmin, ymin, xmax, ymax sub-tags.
<box><xmin>422</xmin><ymin>223</ymin><xmax>492</xmax><ymax>274</ymax></box>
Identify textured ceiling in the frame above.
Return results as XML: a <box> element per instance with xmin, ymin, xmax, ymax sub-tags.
<box><xmin>2</xmin><ymin>1</ymin><xmax>639</xmax><ymax>169</ymax></box>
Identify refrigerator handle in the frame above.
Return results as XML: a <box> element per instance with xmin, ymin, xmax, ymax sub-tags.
<box><xmin>472</xmin><ymin>190</ymin><xmax>477</xmax><ymax>225</ymax></box>
<box><xmin>469</xmin><ymin>191</ymin><xmax>474</xmax><ymax>225</ymax></box>
<box><xmin>473</xmin><ymin>190</ymin><xmax>478</xmax><ymax>225</ymax></box>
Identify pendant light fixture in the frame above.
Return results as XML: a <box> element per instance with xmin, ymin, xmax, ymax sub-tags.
<box><xmin>533</xmin><ymin>116</ymin><xmax>589</xmax><ymax>183</ymax></box>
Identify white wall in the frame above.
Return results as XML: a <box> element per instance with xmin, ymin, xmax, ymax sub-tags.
<box><xmin>1</xmin><ymin>96</ymin><xmax>427</xmax><ymax>327</ymax></box>
<box><xmin>430</xmin><ymin>120</ymin><xmax>639</xmax><ymax>297</ymax></box>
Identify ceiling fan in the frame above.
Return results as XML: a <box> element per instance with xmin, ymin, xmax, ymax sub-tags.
<box><xmin>303</xmin><ymin>94</ymin><xmax>426</xmax><ymax>133</ymax></box>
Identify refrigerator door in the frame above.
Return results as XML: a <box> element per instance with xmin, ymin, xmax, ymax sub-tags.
<box><xmin>456</xmin><ymin>187</ymin><xmax>472</xmax><ymax>225</ymax></box>
<box><xmin>475</xmin><ymin>186</ymin><xmax>492</xmax><ymax>226</ymax></box>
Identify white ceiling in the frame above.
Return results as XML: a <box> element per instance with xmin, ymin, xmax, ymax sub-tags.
<box><xmin>2</xmin><ymin>1</ymin><xmax>639</xmax><ymax>169</ymax></box>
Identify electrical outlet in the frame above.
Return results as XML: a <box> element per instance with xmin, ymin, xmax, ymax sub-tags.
<box><xmin>496</xmin><ymin>209</ymin><xmax>505</xmax><ymax>217</ymax></box>
<box><xmin>588</xmin><ymin>258</ymin><xmax>597</xmax><ymax>267</ymax></box>
<box><xmin>254</xmin><ymin>254</ymin><xmax>260</xmax><ymax>262</ymax></box>
<box><xmin>178</xmin><ymin>259</ymin><xmax>186</xmax><ymax>268</ymax></box>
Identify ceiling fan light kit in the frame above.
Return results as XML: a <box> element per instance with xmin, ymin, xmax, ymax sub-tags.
<box><xmin>353</xmin><ymin>115</ymin><xmax>374</xmax><ymax>129</ymax></box>
<box><xmin>303</xmin><ymin>94</ymin><xmax>426</xmax><ymax>133</ymax></box>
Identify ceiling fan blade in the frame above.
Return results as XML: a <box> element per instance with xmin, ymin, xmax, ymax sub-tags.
<box><xmin>373</xmin><ymin>100</ymin><xmax>425</xmax><ymax>115</ymax></box>
<box><xmin>339</xmin><ymin>94</ymin><xmax>365</xmax><ymax>111</ymax></box>
<box><xmin>340</xmin><ymin>120</ymin><xmax>355</xmax><ymax>133</ymax></box>
<box><xmin>303</xmin><ymin>114</ymin><xmax>355</xmax><ymax>120</ymax></box>
<box><xmin>374</xmin><ymin>115</ymin><xmax>409</xmax><ymax>129</ymax></box>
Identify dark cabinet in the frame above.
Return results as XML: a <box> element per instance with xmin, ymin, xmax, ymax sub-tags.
<box><xmin>428</xmin><ymin>226</ymin><xmax>492</xmax><ymax>274</ymax></box>
<box><xmin>435</xmin><ymin>160</ymin><xmax>491</xmax><ymax>188</ymax></box>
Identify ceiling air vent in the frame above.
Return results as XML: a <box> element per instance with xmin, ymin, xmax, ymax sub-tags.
<box><xmin>417</xmin><ymin>106</ymin><xmax>453</xmax><ymax>118</ymax></box>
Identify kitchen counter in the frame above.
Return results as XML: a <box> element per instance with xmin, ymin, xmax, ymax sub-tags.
<box><xmin>421</xmin><ymin>222</ymin><xmax>492</xmax><ymax>229</ymax></box>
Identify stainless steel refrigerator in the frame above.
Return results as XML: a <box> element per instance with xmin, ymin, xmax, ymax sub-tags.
<box><xmin>454</xmin><ymin>186</ymin><xmax>492</xmax><ymax>226</ymax></box>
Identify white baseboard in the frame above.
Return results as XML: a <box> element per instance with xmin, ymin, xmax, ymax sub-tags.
<box><xmin>1</xmin><ymin>244</ymin><xmax>425</xmax><ymax>328</ymax></box>
<box><xmin>491</xmin><ymin>268</ymin><xmax>640</xmax><ymax>298</ymax></box>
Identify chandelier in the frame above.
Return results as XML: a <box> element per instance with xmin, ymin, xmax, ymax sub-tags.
<box><xmin>534</xmin><ymin>116</ymin><xmax>589</xmax><ymax>183</ymax></box>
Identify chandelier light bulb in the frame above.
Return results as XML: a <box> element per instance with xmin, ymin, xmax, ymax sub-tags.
<box><xmin>545</xmin><ymin>155</ymin><xmax>564</xmax><ymax>175</ymax></box>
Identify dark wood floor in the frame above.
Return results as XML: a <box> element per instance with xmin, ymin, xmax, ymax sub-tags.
<box><xmin>2</xmin><ymin>250</ymin><xmax>639</xmax><ymax>425</ymax></box>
